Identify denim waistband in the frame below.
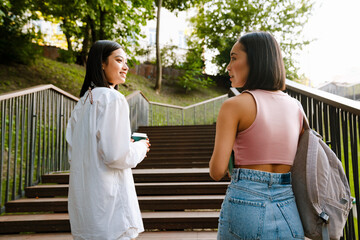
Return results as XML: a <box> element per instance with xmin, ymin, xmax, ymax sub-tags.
<box><xmin>232</xmin><ymin>168</ymin><xmax>291</xmax><ymax>185</ymax></box>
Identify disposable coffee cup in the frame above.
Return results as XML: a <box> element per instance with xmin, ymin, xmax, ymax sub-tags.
<box><xmin>131</xmin><ymin>132</ymin><xmax>148</xmax><ymax>141</ymax></box>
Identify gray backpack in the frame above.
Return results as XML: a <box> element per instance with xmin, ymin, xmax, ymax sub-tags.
<box><xmin>291</xmin><ymin>109</ymin><xmax>353</xmax><ymax>240</ymax></box>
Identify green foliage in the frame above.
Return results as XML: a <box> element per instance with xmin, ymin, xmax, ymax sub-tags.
<box><xmin>161</xmin><ymin>0</ymin><xmax>208</xmax><ymax>12</ymax></box>
<box><xmin>190</xmin><ymin>0</ymin><xmax>314</xmax><ymax>80</ymax></box>
<box><xmin>57</xmin><ymin>49</ymin><xmax>76</xmax><ymax>64</ymax></box>
<box><xmin>32</xmin><ymin>0</ymin><xmax>155</xmax><ymax>62</ymax></box>
<box><xmin>0</xmin><ymin>0</ymin><xmax>11</xmax><ymax>23</ymax></box>
<box><xmin>160</xmin><ymin>44</ymin><xmax>182</xmax><ymax>67</ymax></box>
<box><xmin>178</xmin><ymin>69</ymin><xmax>214</xmax><ymax>92</ymax></box>
<box><xmin>0</xmin><ymin>0</ymin><xmax>42</xmax><ymax>65</ymax></box>
<box><xmin>177</xmin><ymin>37</ymin><xmax>214</xmax><ymax>92</ymax></box>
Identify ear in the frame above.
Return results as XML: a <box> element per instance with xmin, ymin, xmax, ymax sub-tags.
<box><xmin>102</xmin><ymin>63</ymin><xmax>105</xmax><ymax>70</ymax></box>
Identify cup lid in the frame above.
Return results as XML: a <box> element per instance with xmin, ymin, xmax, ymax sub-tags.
<box><xmin>132</xmin><ymin>132</ymin><xmax>147</xmax><ymax>138</ymax></box>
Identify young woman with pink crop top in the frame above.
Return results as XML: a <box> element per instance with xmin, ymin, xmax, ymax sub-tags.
<box><xmin>210</xmin><ymin>32</ymin><xmax>305</xmax><ymax>239</ymax></box>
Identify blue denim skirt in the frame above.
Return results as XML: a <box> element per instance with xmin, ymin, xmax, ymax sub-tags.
<box><xmin>217</xmin><ymin>168</ymin><xmax>304</xmax><ymax>240</ymax></box>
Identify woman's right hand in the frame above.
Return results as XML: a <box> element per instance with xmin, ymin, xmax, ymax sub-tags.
<box><xmin>139</xmin><ymin>139</ymin><xmax>150</xmax><ymax>156</ymax></box>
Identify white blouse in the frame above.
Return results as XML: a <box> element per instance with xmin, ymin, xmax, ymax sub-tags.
<box><xmin>66</xmin><ymin>87</ymin><xmax>147</xmax><ymax>240</ymax></box>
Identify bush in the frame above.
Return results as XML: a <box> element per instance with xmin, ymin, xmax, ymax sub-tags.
<box><xmin>57</xmin><ymin>49</ymin><xmax>76</xmax><ymax>64</ymax></box>
<box><xmin>178</xmin><ymin>69</ymin><xmax>214</xmax><ymax>93</ymax></box>
<box><xmin>0</xmin><ymin>15</ymin><xmax>41</xmax><ymax>65</ymax></box>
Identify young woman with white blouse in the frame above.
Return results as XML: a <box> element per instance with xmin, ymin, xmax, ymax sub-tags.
<box><xmin>66</xmin><ymin>40</ymin><xmax>150</xmax><ymax>240</ymax></box>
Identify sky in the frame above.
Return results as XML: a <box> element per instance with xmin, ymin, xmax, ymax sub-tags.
<box><xmin>298</xmin><ymin>0</ymin><xmax>360</xmax><ymax>87</ymax></box>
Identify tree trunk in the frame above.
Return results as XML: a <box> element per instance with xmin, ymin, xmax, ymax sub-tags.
<box><xmin>89</xmin><ymin>16</ymin><xmax>97</xmax><ymax>43</ymax></box>
<box><xmin>99</xmin><ymin>9</ymin><xmax>105</xmax><ymax>40</ymax></box>
<box><xmin>154</xmin><ymin>0</ymin><xmax>162</xmax><ymax>93</ymax></box>
<box><xmin>80</xmin><ymin>20</ymin><xmax>90</xmax><ymax>65</ymax></box>
<box><xmin>62</xmin><ymin>18</ymin><xmax>73</xmax><ymax>53</ymax></box>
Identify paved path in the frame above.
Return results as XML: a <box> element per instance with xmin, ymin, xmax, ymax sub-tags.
<box><xmin>0</xmin><ymin>231</ymin><xmax>218</xmax><ymax>240</ymax></box>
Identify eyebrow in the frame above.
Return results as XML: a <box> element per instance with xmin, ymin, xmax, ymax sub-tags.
<box><xmin>114</xmin><ymin>55</ymin><xmax>125</xmax><ymax>59</ymax></box>
<box><xmin>230</xmin><ymin>52</ymin><xmax>237</xmax><ymax>56</ymax></box>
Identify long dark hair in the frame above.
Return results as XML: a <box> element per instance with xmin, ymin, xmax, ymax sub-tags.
<box><xmin>239</xmin><ymin>32</ymin><xmax>285</xmax><ymax>91</ymax></box>
<box><xmin>80</xmin><ymin>40</ymin><xmax>122</xmax><ymax>97</ymax></box>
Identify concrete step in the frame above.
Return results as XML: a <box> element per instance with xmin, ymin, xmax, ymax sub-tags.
<box><xmin>6</xmin><ymin>195</ymin><xmax>224</xmax><ymax>212</ymax></box>
<box><xmin>42</xmin><ymin>169</ymin><xmax>229</xmax><ymax>184</ymax></box>
<box><xmin>138</xmin><ymin>125</ymin><xmax>216</xmax><ymax>131</ymax></box>
<box><xmin>143</xmin><ymin>155</ymin><xmax>211</xmax><ymax>162</ymax></box>
<box><xmin>25</xmin><ymin>182</ymin><xmax>228</xmax><ymax>198</ymax></box>
<box><xmin>0</xmin><ymin>211</ymin><xmax>220</xmax><ymax>234</ymax></box>
<box><xmin>135</xmin><ymin>161</ymin><xmax>209</xmax><ymax>169</ymax></box>
<box><xmin>146</xmin><ymin>152</ymin><xmax>212</xmax><ymax>158</ymax></box>
<box><xmin>0</xmin><ymin>231</ymin><xmax>218</xmax><ymax>240</ymax></box>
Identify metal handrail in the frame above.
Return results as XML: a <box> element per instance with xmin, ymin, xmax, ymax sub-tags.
<box><xmin>149</xmin><ymin>94</ymin><xmax>228</xmax><ymax>126</ymax></box>
<box><xmin>286</xmin><ymin>80</ymin><xmax>360</xmax><ymax>115</ymax></box>
<box><xmin>0</xmin><ymin>84</ymin><xmax>79</xmax><ymax>102</ymax></box>
<box><xmin>0</xmin><ymin>85</ymin><xmax>78</xmax><ymax>213</ymax></box>
<box><xmin>126</xmin><ymin>90</ymin><xmax>150</xmax><ymax>132</ymax></box>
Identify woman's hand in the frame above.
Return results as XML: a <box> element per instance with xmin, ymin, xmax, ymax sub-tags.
<box><xmin>139</xmin><ymin>139</ymin><xmax>151</xmax><ymax>157</ymax></box>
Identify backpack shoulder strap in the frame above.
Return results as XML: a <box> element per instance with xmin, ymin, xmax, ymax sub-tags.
<box><xmin>295</xmin><ymin>100</ymin><xmax>310</xmax><ymax>130</ymax></box>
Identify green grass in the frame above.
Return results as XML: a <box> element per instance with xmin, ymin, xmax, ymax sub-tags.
<box><xmin>0</xmin><ymin>57</ymin><xmax>227</xmax><ymax>106</ymax></box>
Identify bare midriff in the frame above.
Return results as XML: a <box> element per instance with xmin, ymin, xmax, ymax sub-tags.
<box><xmin>234</xmin><ymin>164</ymin><xmax>292</xmax><ymax>173</ymax></box>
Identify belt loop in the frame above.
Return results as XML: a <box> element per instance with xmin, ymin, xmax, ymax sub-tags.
<box><xmin>233</xmin><ymin>169</ymin><xmax>239</xmax><ymax>182</ymax></box>
<box><xmin>269</xmin><ymin>174</ymin><xmax>273</xmax><ymax>188</ymax></box>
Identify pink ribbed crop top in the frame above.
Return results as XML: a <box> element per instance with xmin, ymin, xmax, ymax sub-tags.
<box><xmin>233</xmin><ymin>89</ymin><xmax>303</xmax><ymax>166</ymax></box>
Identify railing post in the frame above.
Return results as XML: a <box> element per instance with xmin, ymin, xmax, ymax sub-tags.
<box><xmin>59</xmin><ymin>95</ymin><xmax>64</xmax><ymax>172</ymax></box>
<box><xmin>150</xmin><ymin>104</ymin><xmax>153</xmax><ymax>126</ymax></box>
<box><xmin>213</xmin><ymin>101</ymin><xmax>215</xmax><ymax>123</ymax></box>
<box><xmin>19</xmin><ymin>95</ymin><xmax>25</xmax><ymax>196</ymax></box>
<box><xmin>182</xmin><ymin>109</ymin><xmax>184</xmax><ymax>125</ymax></box>
<box><xmin>5</xmin><ymin>99</ymin><xmax>13</xmax><ymax>202</ymax></box>
<box><xmin>204</xmin><ymin>104</ymin><xmax>206</xmax><ymax>124</ymax></box>
<box><xmin>0</xmin><ymin>100</ymin><xmax>5</xmax><ymax>212</ymax></box>
<box><xmin>12</xmin><ymin>97</ymin><xmax>20</xmax><ymax>200</ymax></box>
<box><xmin>194</xmin><ymin>106</ymin><xmax>196</xmax><ymax>125</ymax></box>
<box><xmin>29</xmin><ymin>93</ymin><xmax>37</xmax><ymax>186</ymax></box>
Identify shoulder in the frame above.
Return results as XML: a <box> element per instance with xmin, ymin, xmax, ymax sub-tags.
<box><xmin>93</xmin><ymin>88</ymin><xmax>126</xmax><ymax>104</ymax></box>
<box><xmin>220</xmin><ymin>91</ymin><xmax>255</xmax><ymax>115</ymax></box>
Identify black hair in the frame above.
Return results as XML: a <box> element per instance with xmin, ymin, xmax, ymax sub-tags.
<box><xmin>238</xmin><ymin>32</ymin><xmax>285</xmax><ymax>91</ymax></box>
<box><xmin>79</xmin><ymin>40</ymin><xmax>123</xmax><ymax>97</ymax></box>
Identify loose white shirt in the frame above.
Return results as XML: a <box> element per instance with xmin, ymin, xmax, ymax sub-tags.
<box><xmin>66</xmin><ymin>87</ymin><xmax>147</xmax><ymax>240</ymax></box>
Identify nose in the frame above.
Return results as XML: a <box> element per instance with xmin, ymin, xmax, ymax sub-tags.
<box><xmin>226</xmin><ymin>62</ymin><xmax>230</xmax><ymax>72</ymax></box>
<box><xmin>123</xmin><ymin>63</ymin><xmax>129</xmax><ymax>71</ymax></box>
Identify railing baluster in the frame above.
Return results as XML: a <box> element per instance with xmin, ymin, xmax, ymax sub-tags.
<box><xmin>29</xmin><ymin>93</ymin><xmax>37</xmax><ymax>186</ymax></box>
<box><xmin>194</xmin><ymin>106</ymin><xmax>196</xmax><ymax>125</ymax></box>
<box><xmin>25</xmin><ymin>94</ymin><xmax>31</xmax><ymax>187</ymax></box>
<box><xmin>355</xmin><ymin>115</ymin><xmax>360</xmax><ymax>235</ymax></box>
<box><xmin>6</xmin><ymin>99</ymin><xmax>13</xmax><ymax>202</ymax></box>
<box><xmin>204</xmin><ymin>104</ymin><xmax>206</xmax><ymax>125</ymax></box>
<box><xmin>1</xmin><ymin>100</ymin><xmax>7</xmax><ymax>210</ymax></box>
<box><xmin>59</xmin><ymin>95</ymin><xmax>64</xmax><ymax>171</ymax></box>
<box><xmin>42</xmin><ymin>91</ymin><xmax>47</xmax><ymax>175</ymax></box>
<box><xmin>13</xmin><ymin>97</ymin><xmax>20</xmax><ymax>199</ymax></box>
<box><xmin>324</xmin><ymin>103</ymin><xmax>330</xmax><ymax>143</ymax></box>
<box><xmin>47</xmin><ymin>91</ymin><xmax>51</xmax><ymax>172</ymax></box>
<box><xmin>36</xmin><ymin>92</ymin><xmax>42</xmax><ymax>183</ymax></box>
<box><xmin>19</xmin><ymin>95</ymin><xmax>25</xmax><ymax>196</ymax></box>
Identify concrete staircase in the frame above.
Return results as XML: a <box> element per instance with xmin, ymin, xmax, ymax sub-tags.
<box><xmin>0</xmin><ymin>124</ymin><xmax>229</xmax><ymax>236</ymax></box>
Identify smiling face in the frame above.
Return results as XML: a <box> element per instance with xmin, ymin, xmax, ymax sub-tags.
<box><xmin>102</xmin><ymin>48</ymin><xmax>128</xmax><ymax>85</ymax></box>
<box><xmin>226</xmin><ymin>42</ymin><xmax>249</xmax><ymax>88</ymax></box>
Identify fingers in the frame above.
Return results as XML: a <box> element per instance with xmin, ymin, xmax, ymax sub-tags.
<box><xmin>138</xmin><ymin>139</ymin><xmax>151</xmax><ymax>156</ymax></box>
